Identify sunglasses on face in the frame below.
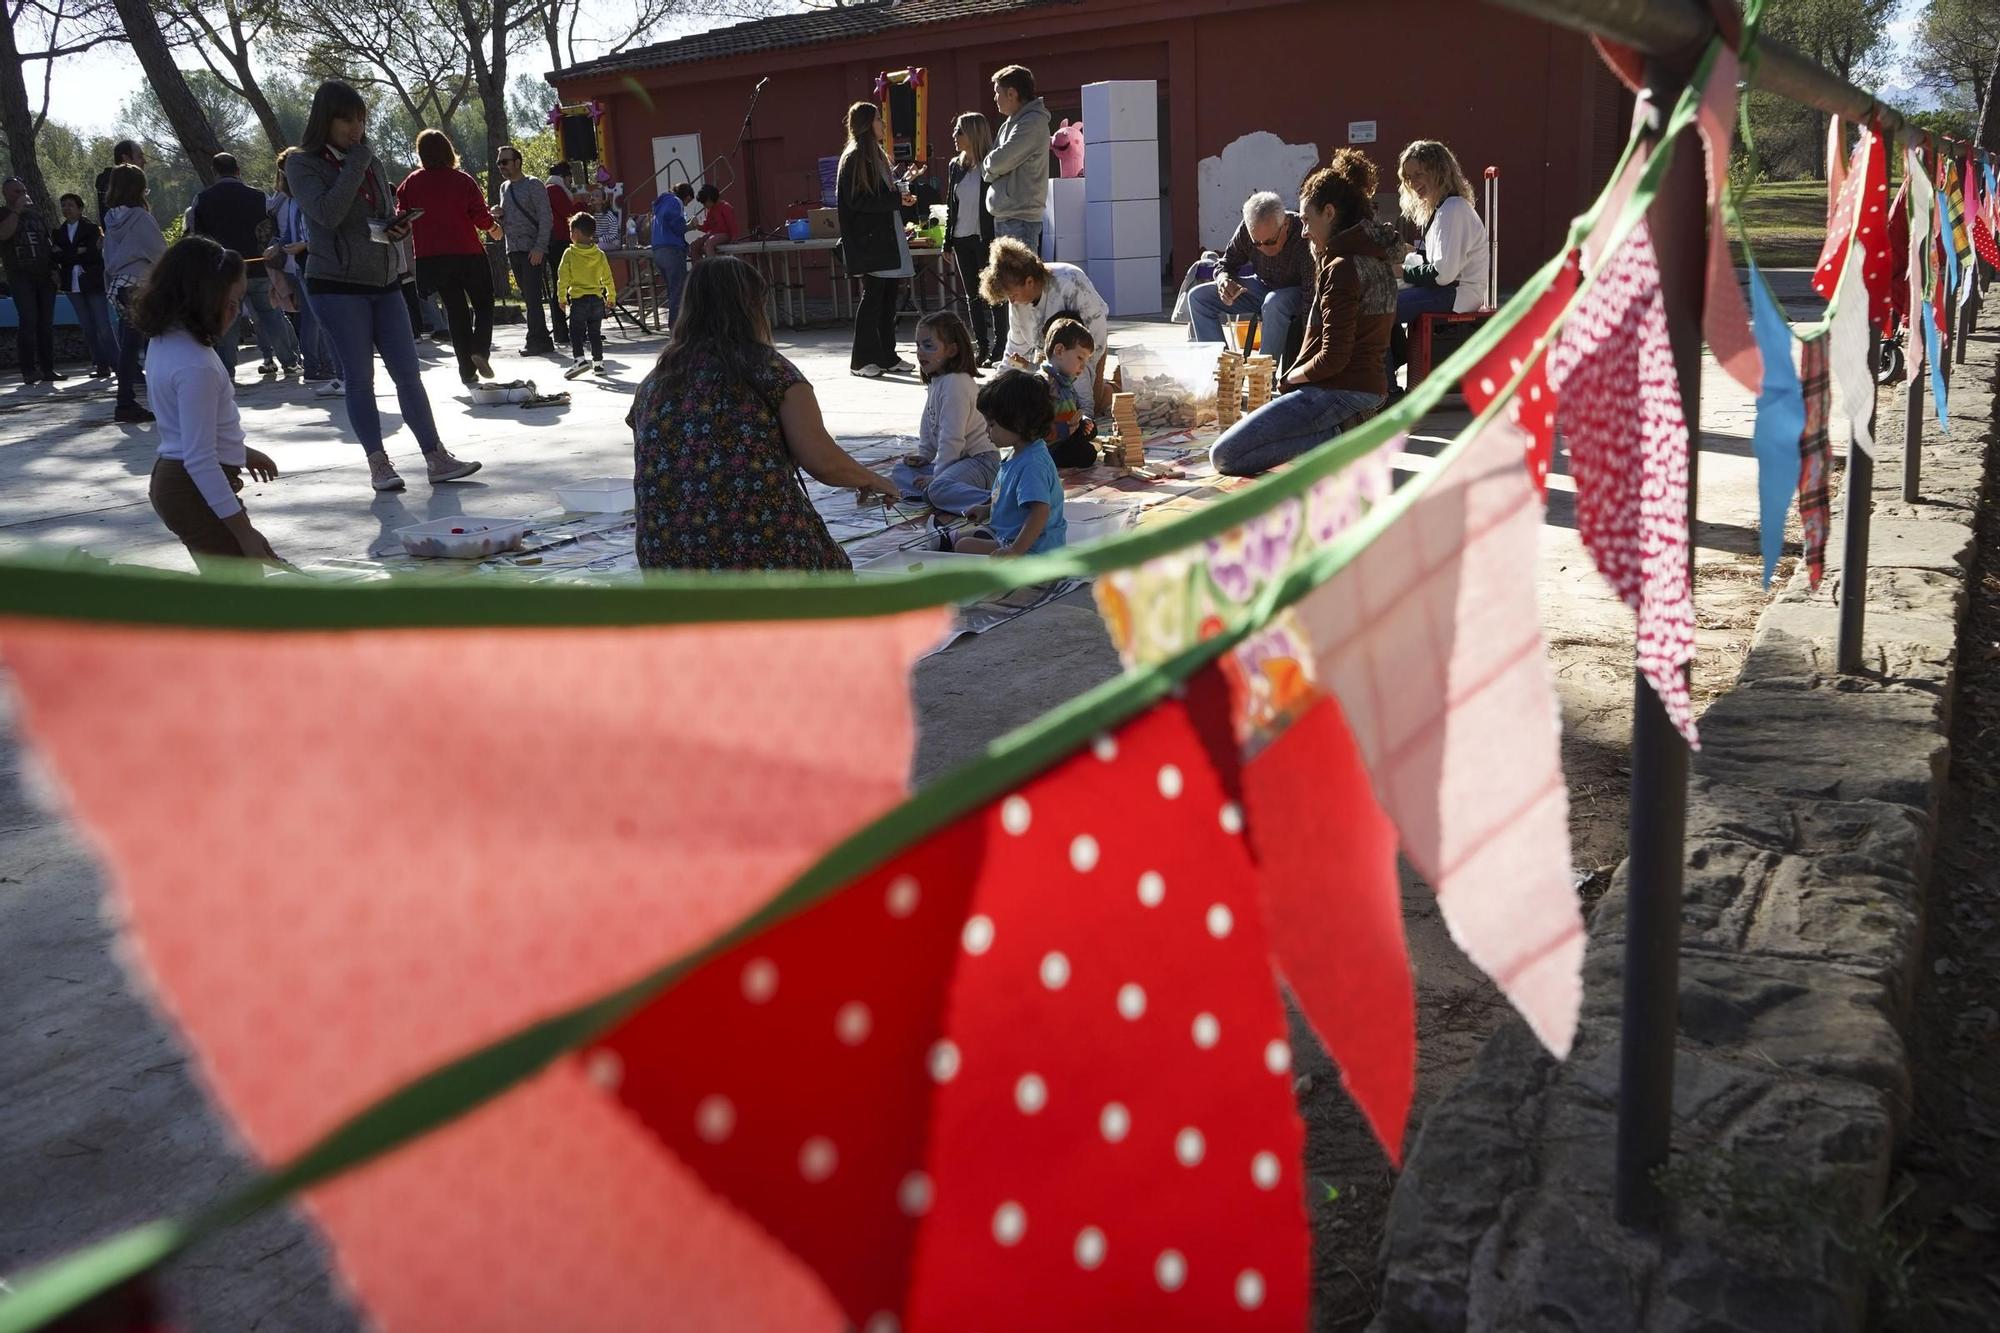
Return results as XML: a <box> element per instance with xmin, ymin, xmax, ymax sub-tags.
<box><xmin>1251</xmin><ymin>233</ymin><xmax>1284</xmax><ymax>249</ymax></box>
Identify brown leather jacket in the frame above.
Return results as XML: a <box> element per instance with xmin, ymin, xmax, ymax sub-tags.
<box><xmin>1291</xmin><ymin>221</ymin><xmax>1398</xmax><ymax>394</ymax></box>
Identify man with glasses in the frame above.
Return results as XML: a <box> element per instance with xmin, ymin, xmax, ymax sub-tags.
<box><xmin>496</xmin><ymin>144</ymin><xmax>557</xmax><ymax>355</ymax></box>
<box><xmin>1186</xmin><ymin>191</ymin><xmax>1313</xmax><ymax>367</ymax></box>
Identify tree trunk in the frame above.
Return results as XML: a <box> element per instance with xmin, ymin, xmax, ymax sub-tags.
<box><xmin>1978</xmin><ymin>34</ymin><xmax>2000</xmax><ymax>151</ymax></box>
<box><xmin>112</xmin><ymin>0</ymin><xmax>223</xmax><ymax>183</ymax></box>
<box><xmin>0</xmin><ymin>7</ymin><xmax>57</xmax><ymax>223</ymax></box>
<box><xmin>456</xmin><ymin>0</ymin><xmax>511</xmax><ymax>204</ymax></box>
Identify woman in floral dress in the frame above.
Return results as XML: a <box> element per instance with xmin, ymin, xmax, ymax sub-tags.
<box><xmin>629</xmin><ymin>257</ymin><xmax>900</xmax><ymax>571</ymax></box>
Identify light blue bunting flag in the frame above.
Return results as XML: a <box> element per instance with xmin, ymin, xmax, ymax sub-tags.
<box><xmin>1746</xmin><ymin>263</ymin><xmax>1805</xmax><ymax>587</ymax></box>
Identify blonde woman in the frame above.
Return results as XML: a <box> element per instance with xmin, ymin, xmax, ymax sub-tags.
<box><xmin>1387</xmin><ymin>139</ymin><xmax>1489</xmax><ymax>388</ymax></box>
<box><xmin>837</xmin><ymin>100</ymin><xmax>918</xmax><ymax>377</ymax></box>
<box><xmin>980</xmin><ymin>235</ymin><xmax>1109</xmax><ymax>388</ymax></box>
<box><xmin>947</xmin><ymin>111</ymin><xmax>1003</xmax><ymax>363</ymax></box>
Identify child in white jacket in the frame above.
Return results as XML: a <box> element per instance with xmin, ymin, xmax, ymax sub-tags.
<box><xmin>893</xmin><ymin>311</ymin><xmax>1002</xmax><ymax>515</ymax></box>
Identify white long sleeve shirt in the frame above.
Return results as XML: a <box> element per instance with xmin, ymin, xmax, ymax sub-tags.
<box><xmin>1004</xmin><ymin>261</ymin><xmax>1110</xmax><ymax>372</ymax></box>
<box><xmin>916</xmin><ymin>372</ymin><xmax>998</xmax><ymax>467</ymax></box>
<box><xmin>147</xmin><ymin>329</ymin><xmax>246</xmax><ymax>518</ymax></box>
<box><xmin>1404</xmin><ymin>194</ymin><xmax>1490</xmax><ymax>312</ymax></box>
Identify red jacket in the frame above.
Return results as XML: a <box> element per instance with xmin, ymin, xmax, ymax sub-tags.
<box><xmin>548</xmin><ymin>182</ymin><xmax>577</xmax><ymax>237</ymax></box>
<box><xmin>698</xmin><ymin>199</ymin><xmax>738</xmax><ymax>240</ymax></box>
<box><xmin>395</xmin><ymin>168</ymin><xmax>495</xmax><ymax>259</ymax></box>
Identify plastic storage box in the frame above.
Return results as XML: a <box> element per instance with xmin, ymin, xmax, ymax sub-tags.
<box><xmin>396</xmin><ymin>516</ymin><xmax>535</xmax><ymax>559</ymax></box>
<box><xmin>555</xmin><ymin>478</ymin><xmax>636</xmax><ymax>512</ymax></box>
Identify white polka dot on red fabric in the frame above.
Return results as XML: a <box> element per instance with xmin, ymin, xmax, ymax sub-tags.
<box><xmin>799</xmin><ymin>1136</ymin><xmax>838</xmax><ymax>1182</ymax></box>
<box><xmin>1001</xmin><ymin>795</ymin><xmax>1031</xmax><ymax>835</ymax></box>
<box><xmin>898</xmin><ymin>1170</ymin><xmax>933</xmax><ymax>1217</ymax></box>
<box><xmin>694</xmin><ymin>1094</ymin><xmax>734</xmax><ymax>1143</ymax></box>
<box><xmin>1478</xmin><ymin>376</ymin><xmax>1495</xmax><ymax>395</ymax></box>
<box><xmin>1015</xmin><ymin>1072</ymin><xmax>1048</xmax><ymax>1115</ymax></box>
<box><xmin>884</xmin><ymin>875</ymin><xmax>920</xmax><ymax>918</ymax></box>
<box><xmin>584</xmin><ymin>1048</ymin><xmax>622</xmax><ymax>1090</ymax></box>
<box><xmin>1175</xmin><ymin>1126</ymin><xmax>1205</xmax><ymax>1166</ymax></box>
<box><xmin>1219</xmin><ymin>802</ymin><xmax>1244</xmax><ymax>835</ymax></box>
<box><xmin>1157</xmin><ymin>764</ymin><xmax>1183</xmax><ymax>799</ymax></box>
<box><xmin>1100</xmin><ymin>1102</ymin><xmax>1131</xmax><ymax>1143</ymax></box>
<box><xmin>1236</xmin><ymin>1269</ymin><xmax>1266</xmax><ymax>1310</ymax></box>
<box><xmin>1075</xmin><ymin>1226</ymin><xmax>1107</xmax><ymax>1270</ymax></box>
<box><xmin>993</xmin><ymin>1201</ymin><xmax>1027</xmax><ymax>1246</ymax></box>
<box><xmin>1265</xmin><ymin>1038</ymin><xmax>1291</xmax><ymax>1075</ymax></box>
<box><xmin>836</xmin><ymin>1001</ymin><xmax>872</xmax><ymax>1046</ymax></box>
<box><xmin>864</xmin><ymin>1314</ymin><xmax>898</xmax><ymax>1333</ymax></box>
<box><xmin>928</xmin><ymin>1039</ymin><xmax>961</xmax><ymax>1084</ymax></box>
<box><xmin>1192</xmin><ymin>1013</ymin><xmax>1220</xmax><ymax>1049</ymax></box>
<box><xmin>1137</xmin><ymin>871</ymin><xmax>1165</xmax><ymax>907</ymax></box>
<box><xmin>1091</xmin><ymin>734</ymin><xmax>1117</xmax><ymax>762</ymax></box>
<box><xmin>1156</xmin><ymin>1249</ymin><xmax>1187</xmax><ymax>1291</ymax></box>
<box><xmin>1117</xmin><ymin>982</ymin><xmax>1147</xmax><ymax>1020</ymax></box>
<box><xmin>1206</xmin><ymin>904</ymin><xmax>1234</xmax><ymax>939</ymax></box>
<box><xmin>1252</xmin><ymin>1151</ymin><xmax>1281</xmax><ymax>1189</ymax></box>
<box><xmin>740</xmin><ymin>958</ymin><xmax>778</xmax><ymax>1004</ymax></box>
<box><xmin>1040</xmin><ymin>951</ymin><xmax>1071</xmax><ymax>990</ymax></box>
<box><xmin>1070</xmin><ymin>834</ymin><xmax>1100</xmax><ymax>873</ymax></box>
<box><xmin>962</xmin><ymin>914</ymin><xmax>995</xmax><ymax>955</ymax></box>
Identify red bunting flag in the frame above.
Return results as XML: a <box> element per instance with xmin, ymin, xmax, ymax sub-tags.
<box><xmin>1812</xmin><ymin>129</ymin><xmax>1867</xmax><ymax>305</ymax></box>
<box><xmin>1462</xmin><ymin>250</ymin><xmax>1581</xmax><ymax>497</ymax></box>
<box><xmin>1854</xmin><ymin>127</ymin><xmax>1895</xmax><ymax>336</ymax></box>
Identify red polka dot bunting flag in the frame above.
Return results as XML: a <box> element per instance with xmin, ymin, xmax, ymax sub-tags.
<box><xmin>1812</xmin><ymin>130</ymin><xmax>1867</xmax><ymax>305</ymax></box>
<box><xmin>1461</xmin><ymin>249</ymin><xmax>1580</xmax><ymax>498</ymax></box>
<box><xmin>1974</xmin><ymin>209</ymin><xmax>2000</xmax><ymax>273</ymax></box>
<box><xmin>1852</xmin><ymin>127</ymin><xmax>1895</xmax><ymax>337</ymax></box>
<box><xmin>586</xmin><ymin>668</ymin><xmax>1316</xmax><ymax>1330</ymax></box>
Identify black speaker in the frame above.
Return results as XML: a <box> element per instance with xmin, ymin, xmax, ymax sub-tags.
<box><xmin>561</xmin><ymin>114</ymin><xmax>599</xmax><ymax>165</ymax></box>
<box><xmin>887</xmin><ymin>83</ymin><xmax>917</xmax><ymax>162</ymax></box>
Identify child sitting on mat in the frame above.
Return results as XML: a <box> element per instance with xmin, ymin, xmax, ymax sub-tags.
<box><xmin>1039</xmin><ymin>316</ymin><xmax>1099</xmax><ymax>468</ymax></box>
<box><xmin>943</xmin><ymin>368</ymin><xmax>1068</xmax><ymax>558</ymax></box>
<box><xmin>892</xmin><ymin>311</ymin><xmax>1002</xmax><ymax>515</ymax></box>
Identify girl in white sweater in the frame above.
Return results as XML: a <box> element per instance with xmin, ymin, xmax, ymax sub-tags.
<box><xmin>892</xmin><ymin>312</ymin><xmax>1001</xmax><ymax>515</ymax></box>
<box><xmin>133</xmin><ymin>236</ymin><xmax>284</xmax><ymax>566</ymax></box>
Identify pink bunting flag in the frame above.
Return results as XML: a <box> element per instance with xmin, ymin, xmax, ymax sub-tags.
<box><xmin>0</xmin><ymin>612</ymin><xmax>947</xmax><ymax>1332</ymax></box>
<box><xmin>1546</xmin><ymin>219</ymin><xmax>1700</xmax><ymax>748</ymax></box>
<box><xmin>1813</xmin><ymin>131</ymin><xmax>1866</xmax><ymax>305</ymax></box>
<box><xmin>1289</xmin><ymin>410</ymin><xmax>1584</xmax><ymax>1058</ymax></box>
<box><xmin>1697</xmin><ymin>44</ymin><xmax>1762</xmax><ymax>394</ymax></box>
<box><xmin>1824</xmin><ymin>114</ymin><xmax>1849</xmax><ymax>236</ymax></box>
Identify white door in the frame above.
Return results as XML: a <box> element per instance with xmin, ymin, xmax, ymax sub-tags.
<box><xmin>651</xmin><ymin>134</ymin><xmax>705</xmax><ymax>198</ymax></box>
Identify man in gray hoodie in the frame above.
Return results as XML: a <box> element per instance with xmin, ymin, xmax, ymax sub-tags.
<box><xmin>496</xmin><ymin>144</ymin><xmax>556</xmax><ymax>354</ymax></box>
<box><xmin>981</xmin><ymin>65</ymin><xmax>1052</xmax><ymax>256</ymax></box>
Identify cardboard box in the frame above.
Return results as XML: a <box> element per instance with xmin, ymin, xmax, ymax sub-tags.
<box><xmin>1083</xmin><ymin>141</ymin><xmax>1159</xmax><ymax>204</ymax></box>
<box><xmin>1054</xmin><ymin>233</ymin><xmax>1088</xmax><ymax>265</ymax></box>
<box><xmin>1043</xmin><ymin>176</ymin><xmax>1086</xmax><ymax>242</ymax></box>
<box><xmin>1081</xmin><ymin>80</ymin><xmax>1159</xmax><ymax>144</ymax></box>
<box><xmin>1087</xmin><ymin>256</ymin><xmax>1163</xmax><ymax>317</ymax></box>
<box><xmin>1085</xmin><ymin>199</ymin><xmax>1160</xmax><ymax>261</ymax></box>
<box><xmin>807</xmin><ymin>207</ymin><xmax>840</xmax><ymax>239</ymax></box>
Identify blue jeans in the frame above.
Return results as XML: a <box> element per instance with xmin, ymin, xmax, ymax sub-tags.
<box><xmin>111</xmin><ymin>287</ymin><xmax>147</xmax><ymax>408</ymax></box>
<box><xmin>218</xmin><ymin>272</ymin><xmax>299</xmax><ymax>374</ymax></box>
<box><xmin>312</xmin><ymin>286</ymin><xmax>447</xmax><ymax>459</ymax></box>
<box><xmin>994</xmin><ymin>216</ymin><xmax>1042</xmax><ymax>255</ymax></box>
<box><xmin>1187</xmin><ymin>275</ymin><xmax>1304</xmax><ymax>365</ymax></box>
<box><xmin>1210</xmin><ymin>384</ymin><xmax>1384</xmax><ymax>477</ymax></box>
<box><xmin>892</xmin><ymin>451</ymin><xmax>1001</xmax><ymax>515</ymax></box>
<box><xmin>1388</xmin><ymin>283</ymin><xmax>1459</xmax><ymax>381</ymax></box>
<box><xmin>651</xmin><ymin>245</ymin><xmax>687</xmax><ymax>328</ymax></box>
<box><xmin>67</xmin><ymin>290</ymin><xmax>119</xmax><ymax>370</ymax></box>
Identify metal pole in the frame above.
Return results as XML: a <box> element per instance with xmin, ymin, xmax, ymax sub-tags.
<box><xmin>1958</xmin><ymin>283</ymin><xmax>1978</xmax><ymax>363</ymax></box>
<box><xmin>1615</xmin><ymin>47</ymin><xmax>1706</xmax><ymax>1231</ymax></box>
<box><xmin>1902</xmin><ymin>353</ymin><xmax>1924</xmax><ymax>503</ymax></box>
<box><xmin>1837</xmin><ymin>332</ymin><xmax>1882</xmax><ymax>672</ymax></box>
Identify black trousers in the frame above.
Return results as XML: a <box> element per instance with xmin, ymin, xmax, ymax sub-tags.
<box><xmin>949</xmin><ymin>235</ymin><xmax>1004</xmax><ymax>357</ymax></box>
<box><xmin>417</xmin><ymin>253</ymin><xmax>496</xmax><ymax>381</ymax></box>
<box><xmin>509</xmin><ymin>251</ymin><xmax>552</xmax><ymax>348</ymax></box>
<box><xmin>10</xmin><ymin>274</ymin><xmax>56</xmax><ymax>380</ymax></box>
<box><xmin>544</xmin><ymin>239</ymin><xmax>571</xmax><ymax>341</ymax></box>
<box><xmin>851</xmin><ymin>275</ymin><xmax>902</xmax><ymax>371</ymax></box>
<box><xmin>568</xmin><ymin>295</ymin><xmax>604</xmax><ymax>361</ymax></box>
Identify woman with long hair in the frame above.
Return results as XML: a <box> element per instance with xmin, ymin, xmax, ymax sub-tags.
<box><xmin>836</xmin><ymin>100</ymin><xmax>918</xmax><ymax>378</ymax></box>
<box><xmin>271</xmin><ymin>149</ymin><xmax>341</xmax><ymax>393</ymax></box>
<box><xmin>628</xmin><ymin>255</ymin><xmax>899</xmax><ymax>571</ymax></box>
<box><xmin>100</xmin><ymin>163</ymin><xmax>165</xmax><ymax>424</ymax></box>
<box><xmin>947</xmin><ymin>111</ymin><xmax>1003</xmax><ymax>365</ymax></box>
<box><xmin>396</xmin><ymin>128</ymin><xmax>502</xmax><ymax>386</ymax></box>
<box><xmin>1210</xmin><ymin>149</ymin><xmax>1399</xmax><ymax>476</ymax></box>
<box><xmin>1386</xmin><ymin>139</ymin><xmax>1489</xmax><ymax>390</ymax></box>
<box><xmin>285</xmin><ymin>79</ymin><xmax>481</xmax><ymax>492</ymax></box>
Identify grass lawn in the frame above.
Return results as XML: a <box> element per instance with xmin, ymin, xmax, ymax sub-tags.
<box><xmin>1732</xmin><ymin>178</ymin><xmax>1827</xmax><ymax>268</ymax></box>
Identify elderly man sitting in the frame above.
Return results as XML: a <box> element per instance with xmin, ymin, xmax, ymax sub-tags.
<box><xmin>1186</xmin><ymin>190</ymin><xmax>1313</xmax><ymax>363</ymax></box>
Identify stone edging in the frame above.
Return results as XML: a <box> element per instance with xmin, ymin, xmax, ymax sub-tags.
<box><xmin>1374</xmin><ymin>324</ymin><xmax>1999</xmax><ymax>1331</ymax></box>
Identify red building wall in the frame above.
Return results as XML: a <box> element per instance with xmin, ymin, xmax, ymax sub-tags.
<box><xmin>558</xmin><ymin>0</ymin><xmax>1627</xmax><ymax>294</ymax></box>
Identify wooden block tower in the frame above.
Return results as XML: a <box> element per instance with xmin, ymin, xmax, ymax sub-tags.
<box><xmin>1244</xmin><ymin>355</ymin><xmax>1277</xmax><ymax>413</ymax></box>
<box><xmin>1215</xmin><ymin>352</ymin><xmax>1243</xmax><ymax>428</ymax></box>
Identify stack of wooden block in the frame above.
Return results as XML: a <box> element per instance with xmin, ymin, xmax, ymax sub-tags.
<box><xmin>1215</xmin><ymin>352</ymin><xmax>1243</xmax><ymax>428</ymax></box>
<box><xmin>1108</xmin><ymin>392</ymin><xmax>1146</xmax><ymax>468</ymax></box>
<box><xmin>1244</xmin><ymin>355</ymin><xmax>1277</xmax><ymax>412</ymax></box>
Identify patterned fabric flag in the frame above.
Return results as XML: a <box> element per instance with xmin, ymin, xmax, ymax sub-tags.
<box><xmin>1884</xmin><ymin>179</ymin><xmax>1911</xmax><ymax>342</ymax></box>
<box><xmin>1747</xmin><ymin>264</ymin><xmax>1805</xmax><ymax>587</ymax></box>
<box><xmin>1796</xmin><ymin>336</ymin><xmax>1833</xmax><ymax>590</ymax></box>
<box><xmin>583</xmin><ymin>667</ymin><xmax>1318</xmax><ymax>1329</ymax></box>
<box><xmin>1824</xmin><ymin>114</ymin><xmax>1849</xmax><ymax>236</ymax></box>
<box><xmin>0</xmin><ymin>612</ymin><xmax>949</xmax><ymax>1332</ymax></box>
<box><xmin>1905</xmin><ymin>144</ymin><xmax>1947</xmax><ymax>430</ymax></box>
<box><xmin>1546</xmin><ymin>219</ymin><xmax>1700</xmax><ymax>748</ymax></box>
<box><xmin>1828</xmin><ymin>245</ymin><xmax>1877</xmax><ymax>459</ymax></box>
<box><xmin>1952</xmin><ymin>151</ymin><xmax>1976</xmax><ymax>275</ymax></box>
<box><xmin>1697</xmin><ymin>44</ymin><xmax>1762</xmax><ymax>393</ymax></box>
<box><xmin>1852</xmin><ymin>128</ymin><xmax>1895</xmax><ymax>337</ymax></box>
<box><xmin>1812</xmin><ymin>125</ymin><xmax>1865</xmax><ymax>304</ymax></box>
<box><xmin>1939</xmin><ymin>154</ymin><xmax>1962</xmax><ymax>303</ymax></box>
<box><xmin>1461</xmin><ymin>250</ymin><xmax>1581</xmax><ymax>496</ymax></box>
<box><xmin>1289</xmin><ymin>410</ymin><xmax>1585</xmax><ymax>1058</ymax></box>
<box><xmin>1971</xmin><ymin>154</ymin><xmax>2000</xmax><ymax>271</ymax></box>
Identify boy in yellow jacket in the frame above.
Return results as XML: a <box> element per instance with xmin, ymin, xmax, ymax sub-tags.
<box><xmin>556</xmin><ymin>211</ymin><xmax>616</xmax><ymax>378</ymax></box>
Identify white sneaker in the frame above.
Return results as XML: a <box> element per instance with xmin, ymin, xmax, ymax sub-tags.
<box><xmin>592</xmin><ymin>361</ymin><xmax>605</xmax><ymax>375</ymax></box>
<box><xmin>316</xmin><ymin>379</ymin><xmax>345</xmax><ymax>398</ymax></box>
<box><xmin>850</xmin><ymin>365</ymin><xmax>885</xmax><ymax>378</ymax></box>
<box><xmin>368</xmin><ymin>453</ymin><xmax>406</xmax><ymax>492</ymax></box>
<box><xmin>563</xmin><ymin>358</ymin><xmax>591</xmax><ymax>380</ymax></box>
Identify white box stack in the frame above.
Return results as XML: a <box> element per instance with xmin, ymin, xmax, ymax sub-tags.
<box><xmin>1044</xmin><ymin>176</ymin><xmax>1087</xmax><ymax>265</ymax></box>
<box><xmin>1080</xmin><ymin>79</ymin><xmax>1161</xmax><ymax>316</ymax></box>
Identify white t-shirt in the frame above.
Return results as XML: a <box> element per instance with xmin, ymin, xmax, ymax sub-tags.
<box><xmin>953</xmin><ymin>168</ymin><xmax>983</xmax><ymax>238</ymax></box>
<box><xmin>1405</xmin><ymin>194</ymin><xmax>1490</xmax><ymax>313</ymax></box>
<box><xmin>147</xmin><ymin>329</ymin><xmax>247</xmax><ymax>518</ymax></box>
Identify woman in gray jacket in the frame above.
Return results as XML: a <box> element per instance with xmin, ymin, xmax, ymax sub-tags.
<box><xmin>101</xmin><ymin>164</ymin><xmax>165</xmax><ymax>424</ymax></box>
<box><xmin>284</xmin><ymin>79</ymin><xmax>480</xmax><ymax>493</ymax></box>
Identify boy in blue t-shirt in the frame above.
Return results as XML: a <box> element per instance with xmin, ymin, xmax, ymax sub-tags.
<box><xmin>944</xmin><ymin>369</ymin><xmax>1068</xmax><ymax>558</ymax></box>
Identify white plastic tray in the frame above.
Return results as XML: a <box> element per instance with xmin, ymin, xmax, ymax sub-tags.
<box><xmin>396</xmin><ymin>516</ymin><xmax>535</xmax><ymax>559</ymax></box>
<box><xmin>556</xmin><ymin>477</ymin><xmax>636</xmax><ymax>513</ymax></box>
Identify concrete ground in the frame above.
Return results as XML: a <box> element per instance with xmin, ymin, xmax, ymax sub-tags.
<box><xmin>0</xmin><ymin>277</ymin><xmax>1832</xmax><ymax>1328</ymax></box>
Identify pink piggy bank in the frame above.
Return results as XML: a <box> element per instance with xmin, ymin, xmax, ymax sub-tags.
<box><xmin>1050</xmin><ymin>119</ymin><xmax>1086</xmax><ymax>179</ymax></box>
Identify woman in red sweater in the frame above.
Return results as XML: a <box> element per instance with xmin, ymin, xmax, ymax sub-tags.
<box><xmin>397</xmin><ymin>129</ymin><xmax>502</xmax><ymax>385</ymax></box>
